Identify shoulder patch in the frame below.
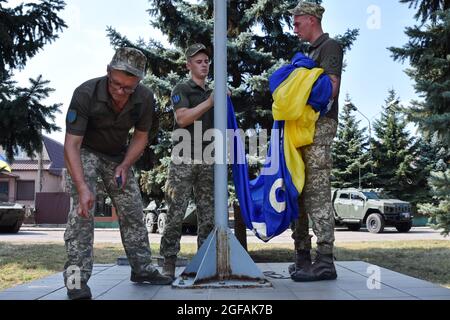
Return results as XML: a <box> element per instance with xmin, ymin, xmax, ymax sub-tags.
<box><xmin>172</xmin><ymin>94</ymin><xmax>181</xmax><ymax>105</ymax></box>
<box><xmin>66</xmin><ymin>109</ymin><xmax>77</xmax><ymax>124</ymax></box>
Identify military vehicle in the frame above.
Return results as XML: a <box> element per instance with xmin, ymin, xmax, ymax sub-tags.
<box><xmin>332</xmin><ymin>188</ymin><xmax>413</xmax><ymax>233</ymax></box>
<box><xmin>144</xmin><ymin>200</ymin><xmax>197</xmax><ymax>235</ymax></box>
<box><xmin>0</xmin><ymin>202</ymin><xmax>26</xmax><ymax>233</ymax></box>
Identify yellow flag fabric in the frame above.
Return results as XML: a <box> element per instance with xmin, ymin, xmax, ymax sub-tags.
<box><xmin>0</xmin><ymin>155</ymin><xmax>12</xmax><ymax>173</ymax></box>
<box><xmin>272</xmin><ymin>67</ymin><xmax>324</xmax><ymax>193</ymax></box>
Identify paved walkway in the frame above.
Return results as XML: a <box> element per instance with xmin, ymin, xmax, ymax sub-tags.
<box><xmin>1</xmin><ymin>261</ymin><xmax>449</xmax><ymax>300</ymax></box>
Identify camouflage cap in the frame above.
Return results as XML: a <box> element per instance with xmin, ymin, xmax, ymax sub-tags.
<box><xmin>109</xmin><ymin>47</ymin><xmax>147</xmax><ymax>78</ymax></box>
<box><xmin>289</xmin><ymin>1</ymin><xmax>325</xmax><ymax>20</ymax></box>
<box><xmin>185</xmin><ymin>43</ymin><xmax>209</xmax><ymax>59</ymax></box>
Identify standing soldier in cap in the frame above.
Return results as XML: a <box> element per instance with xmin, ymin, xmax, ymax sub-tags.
<box><xmin>288</xmin><ymin>1</ymin><xmax>343</xmax><ymax>282</ymax></box>
<box><xmin>160</xmin><ymin>43</ymin><xmax>215</xmax><ymax>279</ymax></box>
<box><xmin>63</xmin><ymin>47</ymin><xmax>172</xmax><ymax>300</ymax></box>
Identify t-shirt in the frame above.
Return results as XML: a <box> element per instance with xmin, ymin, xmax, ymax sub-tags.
<box><xmin>66</xmin><ymin>76</ymin><xmax>155</xmax><ymax>162</ymax></box>
<box><xmin>306</xmin><ymin>33</ymin><xmax>344</xmax><ymax>121</ymax></box>
<box><xmin>170</xmin><ymin>79</ymin><xmax>214</xmax><ymax>161</ymax></box>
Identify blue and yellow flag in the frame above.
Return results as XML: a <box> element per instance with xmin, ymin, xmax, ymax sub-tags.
<box><xmin>229</xmin><ymin>53</ymin><xmax>332</xmax><ymax>241</ymax></box>
<box><xmin>0</xmin><ymin>155</ymin><xmax>12</xmax><ymax>173</ymax></box>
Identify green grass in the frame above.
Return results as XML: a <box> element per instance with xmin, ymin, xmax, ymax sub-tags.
<box><xmin>0</xmin><ymin>240</ymin><xmax>449</xmax><ymax>290</ymax></box>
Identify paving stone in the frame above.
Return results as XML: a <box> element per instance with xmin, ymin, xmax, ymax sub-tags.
<box><xmin>402</xmin><ymin>287</ymin><xmax>450</xmax><ymax>298</ymax></box>
<box><xmin>293</xmin><ymin>289</ymin><xmax>357</xmax><ymax>300</ymax></box>
<box><xmin>348</xmin><ymin>288</ymin><xmax>416</xmax><ymax>299</ymax></box>
<box><xmin>1</xmin><ymin>262</ymin><xmax>447</xmax><ymax>300</ymax></box>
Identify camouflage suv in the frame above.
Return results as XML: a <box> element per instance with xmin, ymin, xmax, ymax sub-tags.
<box><xmin>332</xmin><ymin>188</ymin><xmax>413</xmax><ymax>233</ymax></box>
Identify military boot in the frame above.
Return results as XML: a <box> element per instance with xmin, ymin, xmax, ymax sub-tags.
<box><xmin>130</xmin><ymin>268</ymin><xmax>173</xmax><ymax>285</ymax></box>
<box><xmin>162</xmin><ymin>256</ymin><xmax>177</xmax><ymax>280</ymax></box>
<box><xmin>291</xmin><ymin>251</ymin><xmax>337</xmax><ymax>282</ymax></box>
<box><xmin>288</xmin><ymin>250</ymin><xmax>312</xmax><ymax>274</ymax></box>
<box><xmin>66</xmin><ymin>282</ymin><xmax>92</xmax><ymax>300</ymax></box>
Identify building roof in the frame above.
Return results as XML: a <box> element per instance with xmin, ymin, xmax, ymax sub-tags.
<box><xmin>43</xmin><ymin>136</ymin><xmax>65</xmax><ymax>176</ymax></box>
<box><xmin>10</xmin><ymin>136</ymin><xmax>65</xmax><ymax>177</ymax></box>
<box><xmin>0</xmin><ymin>172</ymin><xmax>19</xmax><ymax>178</ymax></box>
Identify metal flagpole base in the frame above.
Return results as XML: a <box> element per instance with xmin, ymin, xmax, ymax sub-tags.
<box><xmin>172</xmin><ymin>227</ymin><xmax>272</xmax><ymax>289</ymax></box>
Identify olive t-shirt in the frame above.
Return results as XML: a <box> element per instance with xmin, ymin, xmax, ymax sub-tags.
<box><xmin>306</xmin><ymin>33</ymin><xmax>344</xmax><ymax>121</ymax></box>
<box><xmin>65</xmin><ymin>76</ymin><xmax>155</xmax><ymax>162</ymax></box>
<box><xmin>170</xmin><ymin>79</ymin><xmax>214</xmax><ymax>160</ymax></box>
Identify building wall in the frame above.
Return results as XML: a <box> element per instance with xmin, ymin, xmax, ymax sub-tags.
<box><xmin>14</xmin><ymin>171</ymin><xmax>62</xmax><ymax>192</ymax></box>
<box><xmin>8</xmin><ymin>178</ymin><xmax>15</xmax><ymax>202</ymax></box>
<box><xmin>0</xmin><ymin>177</ymin><xmax>16</xmax><ymax>202</ymax></box>
<box><xmin>10</xmin><ymin>170</ymin><xmax>63</xmax><ymax>208</ymax></box>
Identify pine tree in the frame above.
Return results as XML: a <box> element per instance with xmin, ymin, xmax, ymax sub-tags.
<box><xmin>372</xmin><ymin>90</ymin><xmax>417</xmax><ymax>202</ymax></box>
<box><xmin>107</xmin><ymin>0</ymin><xmax>359</xmax><ymax>202</ymax></box>
<box><xmin>331</xmin><ymin>95</ymin><xmax>374</xmax><ymax>189</ymax></box>
<box><xmin>0</xmin><ymin>0</ymin><xmax>67</xmax><ymax>161</ymax></box>
<box><xmin>389</xmin><ymin>0</ymin><xmax>450</xmax><ymax>235</ymax></box>
<box><xmin>409</xmin><ymin>135</ymin><xmax>446</xmax><ymax>205</ymax></box>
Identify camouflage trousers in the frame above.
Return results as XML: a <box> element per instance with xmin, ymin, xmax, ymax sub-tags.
<box><xmin>160</xmin><ymin>162</ymin><xmax>214</xmax><ymax>258</ymax></box>
<box><xmin>291</xmin><ymin>117</ymin><xmax>338</xmax><ymax>255</ymax></box>
<box><xmin>63</xmin><ymin>148</ymin><xmax>155</xmax><ymax>285</ymax></box>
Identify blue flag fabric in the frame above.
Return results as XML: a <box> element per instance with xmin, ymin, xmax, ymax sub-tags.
<box><xmin>228</xmin><ymin>53</ymin><xmax>332</xmax><ymax>242</ymax></box>
<box><xmin>228</xmin><ymin>100</ymin><xmax>299</xmax><ymax>242</ymax></box>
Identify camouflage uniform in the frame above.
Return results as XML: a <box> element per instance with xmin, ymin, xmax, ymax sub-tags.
<box><xmin>63</xmin><ymin>47</ymin><xmax>161</xmax><ymax>287</ymax></box>
<box><xmin>63</xmin><ymin>150</ymin><xmax>157</xmax><ymax>284</ymax></box>
<box><xmin>289</xmin><ymin>2</ymin><xmax>343</xmax><ymax>256</ymax></box>
<box><xmin>160</xmin><ymin>161</ymin><xmax>214</xmax><ymax>257</ymax></box>
<box><xmin>291</xmin><ymin>117</ymin><xmax>338</xmax><ymax>255</ymax></box>
<box><xmin>160</xmin><ymin>43</ymin><xmax>215</xmax><ymax>259</ymax></box>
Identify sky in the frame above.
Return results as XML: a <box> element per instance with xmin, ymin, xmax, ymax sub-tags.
<box><xmin>8</xmin><ymin>0</ymin><xmax>420</xmax><ymax>144</ymax></box>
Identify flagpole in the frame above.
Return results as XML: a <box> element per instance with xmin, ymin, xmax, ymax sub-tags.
<box><xmin>172</xmin><ymin>0</ymin><xmax>270</xmax><ymax>288</ymax></box>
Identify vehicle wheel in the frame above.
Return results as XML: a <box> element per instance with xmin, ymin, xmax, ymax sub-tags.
<box><xmin>145</xmin><ymin>212</ymin><xmax>157</xmax><ymax>233</ymax></box>
<box><xmin>0</xmin><ymin>220</ymin><xmax>22</xmax><ymax>234</ymax></box>
<box><xmin>347</xmin><ymin>224</ymin><xmax>361</xmax><ymax>231</ymax></box>
<box><xmin>396</xmin><ymin>222</ymin><xmax>412</xmax><ymax>233</ymax></box>
<box><xmin>157</xmin><ymin>213</ymin><xmax>167</xmax><ymax>235</ymax></box>
<box><xmin>366</xmin><ymin>213</ymin><xmax>385</xmax><ymax>233</ymax></box>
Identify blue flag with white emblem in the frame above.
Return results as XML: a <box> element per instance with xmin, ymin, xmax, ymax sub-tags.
<box><xmin>228</xmin><ymin>53</ymin><xmax>332</xmax><ymax>242</ymax></box>
<box><xmin>228</xmin><ymin>100</ymin><xmax>298</xmax><ymax>242</ymax></box>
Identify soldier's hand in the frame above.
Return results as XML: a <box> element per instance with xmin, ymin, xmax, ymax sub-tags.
<box><xmin>114</xmin><ymin>165</ymin><xmax>129</xmax><ymax>190</ymax></box>
<box><xmin>78</xmin><ymin>185</ymin><xmax>94</xmax><ymax>218</ymax></box>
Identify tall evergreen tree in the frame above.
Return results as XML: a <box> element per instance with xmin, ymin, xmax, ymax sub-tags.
<box><xmin>107</xmin><ymin>0</ymin><xmax>359</xmax><ymax>202</ymax></box>
<box><xmin>389</xmin><ymin>0</ymin><xmax>450</xmax><ymax>234</ymax></box>
<box><xmin>372</xmin><ymin>90</ymin><xmax>417</xmax><ymax>202</ymax></box>
<box><xmin>331</xmin><ymin>95</ymin><xmax>374</xmax><ymax>189</ymax></box>
<box><xmin>0</xmin><ymin>0</ymin><xmax>67</xmax><ymax>161</ymax></box>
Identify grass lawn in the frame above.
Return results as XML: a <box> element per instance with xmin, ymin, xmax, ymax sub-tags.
<box><xmin>0</xmin><ymin>240</ymin><xmax>449</xmax><ymax>290</ymax></box>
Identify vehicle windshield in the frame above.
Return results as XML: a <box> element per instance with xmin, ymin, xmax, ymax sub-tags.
<box><xmin>362</xmin><ymin>192</ymin><xmax>380</xmax><ymax>200</ymax></box>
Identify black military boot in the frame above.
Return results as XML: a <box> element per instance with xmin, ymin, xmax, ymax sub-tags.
<box><xmin>67</xmin><ymin>282</ymin><xmax>92</xmax><ymax>300</ymax></box>
<box><xmin>130</xmin><ymin>268</ymin><xmax>173</xmax><ymax>285</ymax></box>
<box><xmin>288</xmin><ymin>250</ymin><xmax>312</xmax><ymax>274</ymax></box>
<box><xmin>291</xmin><ymin>251</ymin><xmax>337</xmax><ymax>282</ymax></box>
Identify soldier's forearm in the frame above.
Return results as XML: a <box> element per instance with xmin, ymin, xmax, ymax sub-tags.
<box><xmin>175</xmin><ymin>97</ymin><xmax>213</xmax><ymax>128</ymax></box>
<box><xmin>64</xmin><ymin>134</ymin><xmax>88</xmax><ymax>193</ymax></box>
<box><xmin>121</xmin><ymin>130</ymin><xmax>148</xmax><ymax>168</ymax></box>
